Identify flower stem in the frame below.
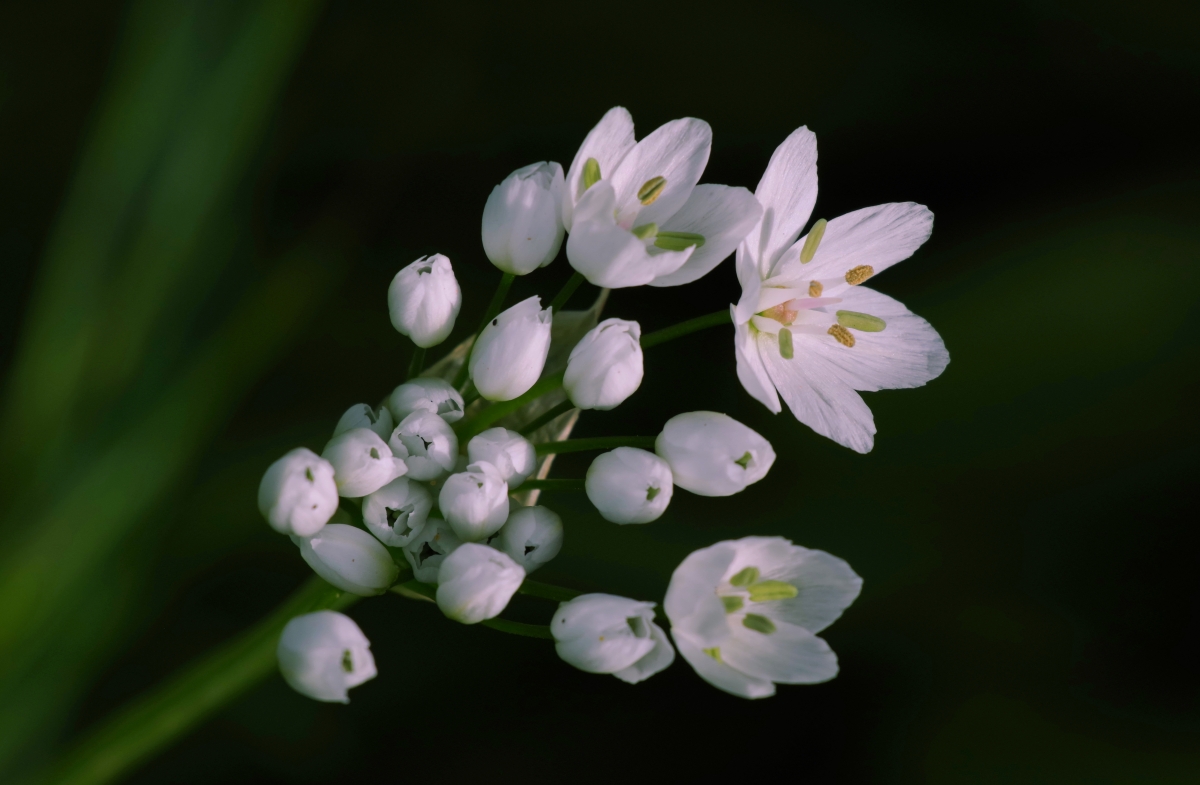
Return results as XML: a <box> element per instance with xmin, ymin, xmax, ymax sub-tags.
<box><xmin>452</xmin><ymin>271</ymin><xmax>515</xmax><ymax>389</ymax></box>
<box><xmin>480</xmin><ymin>618</ymin><xmax>554</xmax><ymax>639</ymax></box>
<box><xmin>548</xmin><ymin>271</ymin><xmax>586</xmax><ymax>313</ymax></box>
<box><xmin>640</xmin><ymin>308</ymin><xmax>732</xmax><ymax>349</ymax></box>
<box><xmin>454</xmin><ymin>370</ymin><xmax>566</xmax><ymax>441</ymax></box>
<box><xmin>518</xmin><ymin>579</ymin><xmax>581</xmax><ymax>602</ymax></box>
<box><xmin>392</xmin><ymin>580</ymin><xmax>557</xmax><ymax>637</ymax></box>
<box><xmin>518</xmin><ymin>478</ymin><xmax>586</xmax><ymax>492</ymax></box>
<box><xmin>519</xmin><ymin>399</ymin><xmax>577</xmax><ymax>436</ymax></box>
<box><xmin>405</xmin><ymin>346</ymin><xmax>426</xmax><ymax>380</ymax></box>
<box><xmin>534</xmin><ymin>436</ymin><xmax>655</xmax><ymax>456</ymax></box>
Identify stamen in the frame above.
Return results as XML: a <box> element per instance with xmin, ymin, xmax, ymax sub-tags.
<box><xmin>827</xmin><ymin>324</ymin><xmax>855</xmax><ymax>347</ymax></box>
<box><xmin>583</xmin><ymin>157</ymin><xmax>601</xmax><ymax>190</ymax></box>
<box><xmin>836</xmin><ymin>310</ymin><xmax>887</xmax><ymax>332</ymax></box>
<box><xmin>799</xmin><ymin>218</ymin><xmax>828</xmax><ymax>263</ymax></box>
<box><xmin>341</xmin><ymin>650</ymin><xmax>354</xmax><ymax>672</ymax></box>
<box><xmin>654</xmin><ymin>231</ymin><xmax>705</xmax><ymax>251</ymax></box>
<box><xmin>742</xmin><ymin>614</ymin><xmax>777</xmax><ymax>634</ymax></box>
<box><xmin>721</xmin><ymin>596</ymin><xmax>744</xmax><ymax>613</ymax></box>
<box><xmin>631</xmin><ymin>222</ymin><xmax>658</xmax><ymax>240</ymax></box>
<box><xmin>845</xmin><ymin>265</ymin><xmax>874</xmax><ymax>285</ymax></box>
<box><xmin>808</xmin><ymin>280</ymin><xmax>823</xmax><ymax>297</ymax></box>
<box><xmin>702</xmin><ymin>647</ymin><xmax>723</xmax><ymax>662</ymax></box>
<box><xmin>778</xmin><ymin>328</ymin><xmax>794</xmax><ymax>359</ymax></box>
<box><xmin>637</xmin><ymin>176</ymin><xmax>667</xmax><ymax>205</ymax></box>
<box><xmin>747</xmin><ymin>580</ymin><xmax>799</xmax><ymax>602</ymax></box>
<box><xmin>729</xmin><ymin>567</ymin><xmax>760</xmax><ymax>586</ymax></box>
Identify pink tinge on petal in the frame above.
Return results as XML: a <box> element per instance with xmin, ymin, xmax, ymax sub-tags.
<box><xmin>786</xmin><ymin>297</ymin><xmax>842</xmax><ymax>311</ymax></box>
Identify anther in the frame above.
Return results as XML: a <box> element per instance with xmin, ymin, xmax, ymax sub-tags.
<box><xmin>654</xmin><ymin>231</ymin><xmax>705</xmax><ymax>251</ymax></box>
<box><xmin>778</xmin><ymin>328</ymin><xmax>794</xmax><ymax>359</ymax></box>
<box><xmin>637</xmin><ymin>176</ymin><xmax>667</xmax><ymax>205</ymax></box>
<box><xmin>631</xmin><ymin>222</ymin><xmax>658</xmax><ymax>240</ymax></box>
<box><xmin>845</xmin><ymin>265</ymin><xmax>874</xmax><ymax>285</ymax></box>
<box><xmin>827</xmin><ymin>324</ymin><xmax>855</xmax><ymax>347</ymax></box>
<box><xmin>836</xmin><ymin>310</ymin><xmax>886</xmax><ymax>332</ymax></box>
<box><xmin>799</xmin><ymin>218</ymin><xmax>828</xmax><ymax>263</ymax></box>
<box><xmin>583</xmin><ymin>157</ymin><xmax>602</xmax><ymax>190</ymax></box>
<box><xmin>808</xmin><ymin>280</ymin><xmax>823</xmax><ymax>297</ymax></box>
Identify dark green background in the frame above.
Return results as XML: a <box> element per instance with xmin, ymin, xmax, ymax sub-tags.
<box><xmin>2</xmin><ymin>0</ymin><xmax>1198</xmax><ymax>782</ymax></box>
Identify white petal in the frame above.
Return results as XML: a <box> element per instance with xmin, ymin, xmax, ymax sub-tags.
<box><xmin>774</xmin><ymin>202</ymin><xmax>933</xmax><ymax>284</ymax></box>
<box><xmin>721</xmin><ymin>620</ymin><xmax>839</xmax><ymax>685</ymax></box>
<box><xmin>674</xmin><ymin>631</ymin><xmax>775</xmax><ymax>699</ymax></box>
<box><xmin>748</xmin><ymin>127</ymin><xmax>818</xmax><ymax>275</ymax></box>
<box><xmin>563</xmin><ymin>107</ymin><xmax>636</xmax><ymax>231</ymax></box>
<box><xmin>649</xmin><ymin>185</ymin><xmax>764</xmax><ymax>287</ymax></box>
<box><xmin>609</xmin><ymin>117</ymin><xmax>711</xmax><ymax>228</ymax></box>
<box><xmin>663</xmin><ymin>541</ymin><xmax>737</xmax><ymax>645</ymax></box>
<box><xmin>733</xmin><ymin>246</ymin><xmax>763</xmax><ymax>325</ymax></box>
<box><xmin>613</xmin><ymin>621</ymin><xmax>676</xmax><ymax>684</ymax></box>
<box><xmin>734</xmin><ymin>318</ymin><xmax>781</xmax><ymax>413</ymax></box>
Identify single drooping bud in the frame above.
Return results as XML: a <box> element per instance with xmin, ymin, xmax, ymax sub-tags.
<box><xmin>436</xmin><ymin>543</ymin><xmax>526</xmax><ymax>624</ymax></box>
<box><xmin>482</xmin><ymin>161</ymin><xmax>566</xmax><ymax>275</ymax></box>
<box><xmin>388</xmin><ymin>254</ymin><xmax>462</xmax><ymax>348</ymax></box>
<box><xmin>386</xmin><ymin>377</ymin><xmax>465</xmax><ymax>424</ymax></box>
<box><xmin>322</xmin><ymin>428</ymin><xmax>408</xmax><ymax>498</ymax></box>
<box><xmin>655</xmin><ymin>411</ymin><xmax>775</xmax><ymax>497</ymax></box>
<box><xmin>551</xmin><ymin>594</ymin><xmax>675</xmax><ymax>684</ymax></box>
<box><xmin>438</xmin><ymin>461</ymin><xmax>510</xmax><ymax>542</ymax></box>
<box><xmin>564</xmin><ymin>318</ymin><xmax>644</xmax><ymax>410</ymax></box>
<box><xmin>389</xmin><ymin>411</ymin><xmax>458</xmax><ymax>481</ymax></box>
<box><xmin>584</xmin><ymin>447</ymin><xmax>674</xmax><ymax>524</ymax></box>
<box><xmin>277</xmin><ymin>611</ymin><xmax>377</xmax><ymax>703</ymax></box>
<box><xmin>293</xmin><ymin>523</ymin><xmax>399</xmax><ymax>596</ymax></box>
<box><xmin>468</xmin><ymin>296</ymin><xmax>553</xmax><ymax>401</ymax></box>
<box><xmin>258</xmin><ymin>448</ymin><xmax>340</xmax><ymax>537</ymax></box>
<box><xmin>466</xmin><ymin>427</ymin><xmax>537</xmax><ymax>488</ymax></box>
<box><xmin>332</xmin><ymin>403</ymin><xmax>394</xmax><ymax>440</ymax></box>
<box><xmin>361</xmin><ymin>476</ymin><xmax>433</xmax><ymax>547</ymax></box>
<box><xmin>401</xmin><ymin>517</ymin><xmax>462</xmax><ymax>583</ymax></box>
<box><xmin>490</xmin><ymin>505</ymin><xmax>563</xmax><ymax>573</ymax></box>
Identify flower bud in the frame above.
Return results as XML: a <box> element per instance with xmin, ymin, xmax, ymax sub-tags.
<box><xmin>332</xmin><ymin>403</ymin><xmax>394</xmax><ymax>440</ymax></box>
<box><xmin>388</xmin><ymin>254</ymin><xmax>462</xmax><ymax>348</ymax></box>
<box><xmin>438</xmin><ymin>461</ymin><xmax>509</xmax><ymax>542</ymax></box>
<box><xmin>293</xmin><ymin>523</ymin><xmax>399</xmax><ymax>596</ymax></box>
<box><xmin>258</xmin><ymin>448</ymin><xmax>339</xmax><ymax>537</ymax></box>
<box><xmin>467</xmin><ymin>427</ymin><xmax>537</xmax><ymax>488</ymax></box>
<box><xmin>585</xmin><ymin>447</ymin><xmax>673</xmax><ymax>524</ymax></box>
<box><xmin>401</xmin><ymin>516</ymin><xmax>461</xmax><ymax>583</ymax></box>
<box><xmin>322</xmin><ymin>428</ymin><xmax>407</xmax><ymax>498</ymax></box>
<box><xmin>468</xmin><ymin>296</ymin><xmax>553</xmax><ymax>401</ymax></box>
<box><xmin>277</xmin><ymin>611</ymin><xmax>376</xmax><ymax>703</ymax></box>
<box><xmin>436</xmin><ymin>543</ymin><xmax>525</xmax><ymax>624</ymax></box>
<box><xmin>386</xmin><ymin>377</ymin><xmax>465</xmax><ymax>424</ymax></box>
<box><xmin>551</xmin><ymin>594</ymin><xmax>675</xmax><ymax>684</ymax></box>
<box><xmin>389</xmin><ymin>411</ymin><xmax>458</xmax><ymax>481</ymax></box>
<box><xmin>482</xmin><ymin>161</ymin><xmax>566</xmax><ymax>275</ymax></box>
<box><xmin>362</xmin><ymin>476</ymin><xmax>433</xmax><ymax>547</ymax></box>
<box><xmin>564</xmin><ymin>318</ymin><xmax>644</xmax><ymax>410</ymax></box>
<box><xmin>655</xmin><ymin>412</ymin><xmax>776</xmax><ymax>497</ymax></box>
<box><xmin>491</xmin><ymin>505</ymin><xmax>563</xmax><ymax>572</ymax></box>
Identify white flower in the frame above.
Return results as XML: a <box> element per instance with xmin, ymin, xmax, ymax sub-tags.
<box><xmin>564</xmin><ymin>318</ymin><xmax>643</xmax><ymax>410</ymax></box>
<box><xmin>482</xmin><ymin>161</ymin><xmax>565</xmax><ymax>275</ymax></box>
<box><xmin>277</xmin><ymin>611</ymin><xmax>376</xmax><ymax>703</ymax></box>
<box><xmin>551</xmin><ymin>594</ymin><xmax>674</xmax><ymax>684</ymax></box>
<box><xmin>732</xmin><ymin>127</ymin><xmax>949</xmax><ymax>454</ymax></box>
<box><xmin>664</xmin><ymin>536</ymin><xmax>862</xmax><ymax>699</ymax></box>
<box><xmin>386</xmin><ymin>377</ymin><xmax>464</xmax><ymax>424</ymax></box>
<box><xmin>257</xmin><ymin>448</ymin><xmax>339</xmax><ymax>537</ymax></box>
<box><xmin>438</xmin><ymin>461</ymin><xmax>509</xmax><ymax>542</ymax></box>
<box><xmin>436</xmin><ymin>543</ymin><xmax>525</xmax><ymax>624</ymax></box>
<box><xmin>293</xmin><ymin>523</ymin><xmax>400</xmax><ymax>596</ymax></box>
<box><xmin>361</xmin><ymin>476</ymin><xmax>433</xmax><ymax>547</ymax></box>
<box><xmin>584</xmin><ymin>447</ymin><xmax>673</xmax><ymax>524</ymax></box>
<box><xmin>322</xmin><ymin>428</ymin><xmax>408</xmax><ymax>498</ymax></box>
<box><xmin>332</xmin><ymin>403</ymin><xmax>393</xmax><ymax>440</ymax></box>
<box><xmin>562</xmin><ymin>107</ymin><xmax>762</xmax><ymax>288</ymax></box>
<box><xmin>389</xmin><ymin>411</ymin><xmax>458</xmax><ymax>481</ymax></box>
<box><xmin>388</xmin><ymin>254</ymin><xmax>462</xmax><ymax>348</ymax></box>
<box><xmin>468</xmin><ymin>296</ymin><xmax>553</xmax><ymax>401</ymax></box>
<box><xmin>655</xmin><ymin>412</ymin><xmax>775</xmax><ymax>497</ymax></box>
<box><xmin>467</xmin><ymin>427</ymin><xmax>537</xmax><ymax>488</ymax></box>
<box><xmin>491</xmin><ymin>505</ymin><xmax>563</xmax><ymax>572</ymax></box>
<box><xmin>401</xmin><ymin>517</ymin><xmax>461</xmax><ymax>583</ymax></box>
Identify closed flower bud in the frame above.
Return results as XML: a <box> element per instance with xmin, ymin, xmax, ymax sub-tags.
<box><xmin>386</xmin><ymin>377</ymin><xmax>465</xmax><ymax>424</ymax></box>
<box><xmin>655</xmin><ymin>412</ymin><xmax>776</xmax><ymax>497</ymax></box>
<box><xmin>467</xmin><ymin>427</ymin><xmax>537</xmax><ymax>488</ymax></box>
<box><xmin>491</xmin><ymin>505</ymin><xmax>563</xmax><ymax>572</ymax></box>
<box><xmin>482</xmin><ymin>161</ymin><xmax>566</xmax><ymax>275</ymax></box>
<box><xmin>468</xmin><ymin>296</ymin><xmax>553</xmax><ymax>401</ymax></box>
<box><xmin>551</xmin><ymin>594</ymin><xmax>675</xmax><ymax>684</ymax></box>
<box><xmin>438</xmin><ymin>461</ymin><xmax>509</xmax><ymax>542</ymax></box>
<box><xmin>436</xmin><ymin>543</ymin><xmax>525</xmax><ymax>624</ymax></box>
<box><xmin>388</xmin><ymin>254</ymin><xmax>462</xmax><ymax>348</ymax></box>
<box><xmin>564</xmin><ymin>318</ymin><xmax>644</xmax><ymax>410</ymax></box>
<box><xmin>390</xmin><ymin>411</ymin><xmax>458</xmax><ymax>481</ymax></box>
<box><xmin>258</xmin><ymin>448</ymin><xmax>339</xmax><ymax>537</ymax></box>
<box><xmin>333</xmin><ymin>403</ymin><xmax>394</xmax><ymax>440</ymax></box>
<box><xmin>362</xmin><ymin>476</ymin><xmax>433</xmax><ymax>547</ymax></box>
<box><xmin>401</xmin><ymin>516</ymin><xmax>461</xmax><ymax>583</ymax></box>
<box><xmin>293</xmin><ymin>523</ymin><xmax>399</xmax><ymax>596</ymax></box>
<box><xmin>277</xmin><ymin>611</ymin><xmax>376</xmax><ymax>703</ymax></box>
<box><xmin>585</xmin><ymin>447</ymin><xmax>673</xmax><ymax>524</ymax></box>
<box><xmin>322</xmin><ymin>428</ymin><xmax>407</xmax><ymax>498</ymax></box>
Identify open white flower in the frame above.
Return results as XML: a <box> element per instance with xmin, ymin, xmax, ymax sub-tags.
<box><xmin>491</xmin><ymin>505</ymin><xmax>563</xmax><ymax>572</ymax></box>
<box><xmin>401</xmin><ymin>517</ymin><xmax>461</xmax><ymax>584</ymax></box>
<box><xmin>386</xmin><ymin>378</ymin><xmax>464</xmax><ymax>424</ymax></box>
<box><xmin>436</xmin><ymin>543</ymin><xmax>525</xmax><ymax>624</ymax></box>
<box><xmin>482</xmin><ymin>161</ymin><xmax>565</xmax><ymax>275</ymax></box>
<box><xmin>388</xmin><ymin>254</ymin><xmax>462</xmax><ymax>348</ymax></box>
<box><xmin>258</xmin><ymin>448</ymin><xmax>339</xmax><ymax>537</ymax></box>
<box><xmin>293</xmin><ymin>523</ymin><xmax>400</xmax><ymax>596</ymax></box>
<box><xmin>664</xmin><ymin>536</ymin><xmax>862</xmax><ymax>699</ymax></box>
<box><xmin>277</xmin><ymin>611</ymin><xmax>376</xmax><ymax>703</ymax></box>
<box><xmin>733</xmin><ymin>127</ymin><xmax>949</xmax><ymax>453</ymax></box>
<box><xmin>361</xmin><ymin>476</ymin><xmax>433</xmax><ymax>547</ymax></box>
<box><xmin>322</xmin><ymin>428</ymin><xmax>408</xmax><ymax>498</ymax></box>
<box><xmin>563</xmin><ymin>107</ymin><xmax>762</xmax><ymax>288</ymax></box>
<box><xmin>332</xmin><ymin>404</ymin><xmax>394</xmax><ymax>441</ymax></box>
<box><xmin>551</xmin><ymin>594</ymin><xmax>675</xmax><ymax>684</ymax></box>
<box><xmin>390</xmin><ymin>410</ymin><xmax>458</xmax><ymax>481</ymax></box>
<box><xmin>655</xmin><ymin>411</ymin><xmax>774</xmax><ymax>497</ymax></box>
<box><xmin>468</xmin><ymin>296</ymin><xmax>553</xmax><ymax>401</ymax></box>
<box><xmin>467</xmin><ymin>427</ymin><xmax>537</xmax><ymax>488</ymax></box>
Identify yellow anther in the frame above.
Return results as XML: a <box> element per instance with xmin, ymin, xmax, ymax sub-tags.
<box><xmin>778</xmin><ymin>328</ymin><xmax>794</xmax><ymax>359</ymax></box>
<box><xmin>828</xmin><ymin>324</ymin><xmax>856</xmax><ymax>347</ymax></box>
<box><xmin>808</xmin><ymin>280</ymin><xmax>823</xmax><ymax>297</ymax></box>
<box><xmin>583</xmin><ymin>158</ymin><xmax>601</xmax><ymax>190</ymax></box>
<box><xmin>637</xmin><ymin>176</ymin><xmax>667</xmax><ymax>205</ymax></box>
<box><xmin>799</xmin><ymin>218</ymin><xmax>827</xmax><ymax>263</ymax></box>
<box><xmin>845</xmin><ymin>265</ymin><xmax>874</xmax><ymax>285</ymax></box>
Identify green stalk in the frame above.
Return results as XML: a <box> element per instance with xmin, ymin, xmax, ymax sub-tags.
<box><xmin>534</xmin><ymin>436</ymin><xmax>656</xmax><ymax>456</ymax></box>
<box><xmin>518</xmin><ymin>579</ymin><xmax>581</xmax><ymax>603</ymax></box>
<box><xmin>548</xmin><ymin>271</ymin><xmax>586</xmax><ymax>313</ymax></box>
<box><xmin>518</xmin><ymin>399</ymin><xmax>576</xmax><ymax>435</ymax></box>
<box><xmin>406</xmin><ymin>346</ymin><xmax>426</xmax><ymax>380</ymax></box>
<box><xmin>452</xmin><ymin>272</ymin><xmax>515</xmax><ymax>389</ymax></box>
<box><xmin>519</xmin><ymin>479</ymin><xmax>586</xmax><ymax>492</ymax></box>
<box><xmin>454</xmin><ymin>371</ymin><xmax>566</xmax><ymax>441</ymax></box>
<box><xmin>640</xmin><ymin>308</ymin><xmax>732</xmax><ymax>349</ymax></box>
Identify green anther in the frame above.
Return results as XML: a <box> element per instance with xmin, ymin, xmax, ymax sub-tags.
<box><xmin>721</xmin><ymin>596</ymin><xmax>745</xmax><ymax>613</ymax></box>
<box><xmin>742</xmin><ymin>614</ymin><xmax>777</xmax><ymax>634</ymax></box>
<box><xmin>646</xmin><ymin>485</ymin><xmax>661</xmax><ymax>501</ymax></box>
<box><xmin>729</xmin><ymin>566</ymin><xmax>760</xmax><ymax>586</ymax></box>
<box><xmin>341</xmin><ymin>650</ymin><xmax>353</xmax><ymax>672</ymax></box>
<box><xmin>583</xmin><ymin>157</ymin><xmax>602</xmax><ymax>190</ymax></box>
<box><xmin>799</xmin><ymin>218</ymin><xmax>827</xmax><ymax>263</ymax></box>
<box><xmin>702</xmin><ymin>647</ymin><xmax>723</xmax><ymax>662</ymax></box>
<box><xmin>747</xmin><ymin>580</ymin><xmax>799</xmax><ymax>602</ymax></box>
<box><xmin>637</xmin><ymin>176</ymin><xmax>667</xmax><ymax>205</ymax></box>
<box><xmin>836</xmin><ymin>310</ymin><xmax>887</xmax><ymax>332</ymax></box>
<box><xmin>734</xmin><ymin>451</ymin><xmax>753</xmax><ymax>469</ymax></box>
<box><xmin>778</xmin><ymin>327</ymin><xmax>794</xmax><ymax>359</ymax></box>
<box><xmin>654</xmin><ymin>231</ymin><xmax>706</xmax><ymax>251</ymax></box>
<box><xmin>631</xmin><ymin>222</ymin><xmax>658</xmax><ymax>240</ymax></box>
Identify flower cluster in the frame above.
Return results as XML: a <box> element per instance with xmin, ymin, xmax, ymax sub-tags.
<box><xmin>261</xmin><ymin>108</ymin><xmax>947</xmax><ymax>703</ymax></box>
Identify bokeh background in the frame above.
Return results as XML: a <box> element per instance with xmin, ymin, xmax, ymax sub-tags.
<box><xmin>2</xmin><ymin>0</ymin><xmax>1198</xmax><ymax>782</ymax></box>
